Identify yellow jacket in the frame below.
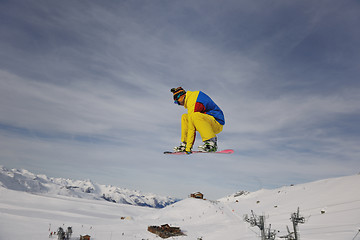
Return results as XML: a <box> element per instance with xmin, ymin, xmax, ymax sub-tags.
<box><xmin>182</xmin><ymin>91</ymin><xmax>224</xmax><ymax>151</ymax></box>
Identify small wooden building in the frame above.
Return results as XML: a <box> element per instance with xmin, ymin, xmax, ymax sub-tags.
<box><xmin>190</xmin><ymin>192</ymin><xmax>204</xmax><ymax>199</ymax></box>
<box><xmin>148</xmin><ymin>224</ymin><xmax>184</xmax><ymax>238</ymax></box>
<box><xmin>80</xmin><ymin>235</ymin><xmax>91</xmax><ymax>240</ymax></box>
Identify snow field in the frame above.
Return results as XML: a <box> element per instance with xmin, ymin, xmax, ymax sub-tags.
<box><xmin>1</xmin><ymin>174</ymin><xmax>360</xmax><ymax>240</ymax></box>
<box><xmin>220</xmin><ymin>174</ymin><xmax>360</xmax><ymax>240</ymax></box>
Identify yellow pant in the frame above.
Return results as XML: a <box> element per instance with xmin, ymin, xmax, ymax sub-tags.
<box><xmin>181</xmin><ymin>112</ymin><xmax>223</xmax><ymax>151</ymax></box>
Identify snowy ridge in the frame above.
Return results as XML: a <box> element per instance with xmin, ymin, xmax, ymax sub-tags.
<box><xmin>0</xmin><ymin>166</ymin><xmax>179</xmax><ymax>208</ymax></box>
<box><xmin>1</xmin><ymin>168</ymin><xmax>360</xmax><ymax>239</ymax></box>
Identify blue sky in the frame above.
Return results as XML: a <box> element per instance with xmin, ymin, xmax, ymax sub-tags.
<box><xmin>1</xmin><ymin>0</ymin><xmax>360</xmax><ymax>199</ymax></box>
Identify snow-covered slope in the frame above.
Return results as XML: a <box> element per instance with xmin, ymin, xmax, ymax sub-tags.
<box><xmin>0</xmin><ymin>166</ymin><xmax>178</xmax><ymax>208</ymax></box>
<box><xmin>1</xmin><ymin>168</ymin><xmax>359</xmax><ymax>240</ymax></box>
<box><xmin>219</xmin><ymin>174</ymin><xmax>360</xmax><ymax>239</ymax></box>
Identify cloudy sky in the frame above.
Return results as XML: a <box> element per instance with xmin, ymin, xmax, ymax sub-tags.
<box><xmin>1</xmin><ymin>0</ymin><xmax>360</xmax><ymax>199</ymax></box>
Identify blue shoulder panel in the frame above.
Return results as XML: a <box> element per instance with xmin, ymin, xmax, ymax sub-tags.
<box><xmin>196</xmin><ymin>91</ymin><xmax>225</xmax><ymax>125</ymax></box>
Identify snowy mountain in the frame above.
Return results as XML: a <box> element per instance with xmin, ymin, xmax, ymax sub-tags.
<box><xmin>1</xmin><ymin>167</ymin><xmax>359</xmax><ymax>240</ymax></box>
<box><xmin>0</xmin><ymin>166</ymin><xmax>179</xmax><ymax>208</ymax></box>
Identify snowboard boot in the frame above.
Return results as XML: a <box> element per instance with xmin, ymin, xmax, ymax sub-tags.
<box><xmin>173</xmin><ymin>142</ymin><xmax>186</xmax><ymax>152</ymax></box>
<box><xmin>198</xmin><ymin>137</ymin><xmax>218</xmax><ymax>152</ymax></box>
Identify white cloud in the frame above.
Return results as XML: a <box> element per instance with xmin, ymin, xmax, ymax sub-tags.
<box><xmin>1</xmin><ymin>0</ymin><xmax>360</xmax><ymax>198</ymax></box>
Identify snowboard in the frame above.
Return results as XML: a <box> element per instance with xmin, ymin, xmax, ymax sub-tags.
<box><xmin>164</xmin><ymin>149</ymin><xmax>234</xmax><ymax>155</ymax></box>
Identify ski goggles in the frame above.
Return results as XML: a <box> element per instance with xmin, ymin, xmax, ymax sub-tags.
<box><xmin>173</xmin><ymin>91</ymin><xmax>185</xmax><ymax>105</ymax></box>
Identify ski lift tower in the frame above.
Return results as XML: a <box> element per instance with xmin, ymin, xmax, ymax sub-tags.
<box><xmin>290</xmin><ymin>207</ymin><xmax>305</xmax><ymax>240</ymax></box>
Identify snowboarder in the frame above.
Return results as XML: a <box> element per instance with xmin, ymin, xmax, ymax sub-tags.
<box><xmin>171</xmin><ymin>87</ymin><xmax>225</xmax><ymax>154</ymax></box>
